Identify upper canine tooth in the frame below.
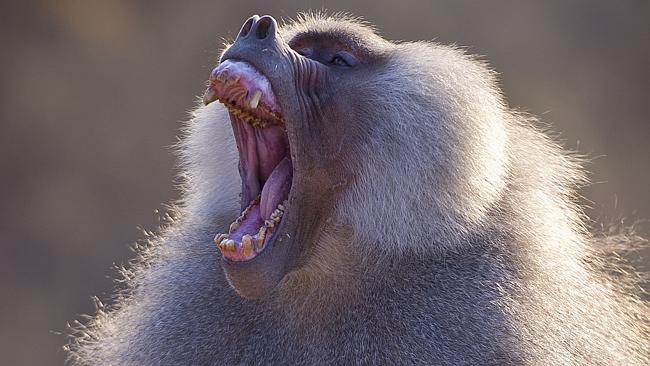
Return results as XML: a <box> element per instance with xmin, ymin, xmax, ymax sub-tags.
<box><xmin>226</xmin><ymin>74</ymin><xmax>240</xmax><ymax>85</ymax></box>
<box><xmin>229</xmin><ymin>222</ymin><xmax>240</xmax><ymax>233</ymax></box>
<box><xmin>249</xmin><ymin>90</ymin><xmax>262</xmax><ymax>109</ymax></box>
<box><xmin>216</xmin><ymin>70</ymin><xmax>228</xmax><ymax>82</ymax></box>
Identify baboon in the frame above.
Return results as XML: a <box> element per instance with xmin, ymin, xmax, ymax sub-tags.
<box><xmin>66</xmin><ymin>13</ymin><xmax>650</xmax><ymax>365</ymax></box>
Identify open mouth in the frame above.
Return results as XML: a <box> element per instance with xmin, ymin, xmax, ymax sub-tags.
<box><xmin>203</xmin><ymin>59</ymin><xmax>292</xmax><ymax>262</ymax></box>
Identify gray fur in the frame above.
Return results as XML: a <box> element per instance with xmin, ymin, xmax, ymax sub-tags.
<box><xmin>66</xmin><ymin>13</ymin><xmax>650</xmax><ymax>365</ymax></box>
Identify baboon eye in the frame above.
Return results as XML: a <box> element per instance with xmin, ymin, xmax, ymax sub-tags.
<box><xmin>329</xmin><ymin>52</ymin><xmax>357</xmax><ymax>67</ymax></box>
<box><xmin>330</xmin><ymin>55</ymin><xmax>348</xmax><ymax>66</ymax></box>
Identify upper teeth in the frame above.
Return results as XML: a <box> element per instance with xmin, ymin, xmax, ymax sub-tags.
<box><xmin>227</xmin><ymin>75</ymin><xmax>240</xmax><ymax>85</ymax></box>
<box><xmin>215</xmin><ymin>69</ymin><xmax>228</xmax><ymax>82</ymax></box>
<box><xmin>223</xmin><ymin>101</ymin><xmax>275</xmax><ymax>129</ymax></box>
<box><xmin>249</xmin><ymin>90</ymin><xmax>262</xmax><ymax>109</ymax></box>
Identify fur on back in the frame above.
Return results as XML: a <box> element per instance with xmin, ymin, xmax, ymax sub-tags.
<box><xmin>66</xmin><ymin>14</ymin><xmax>649</xmax><ymax>365</ymax></box>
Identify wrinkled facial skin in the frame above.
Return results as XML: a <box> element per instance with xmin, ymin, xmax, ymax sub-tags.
<box><xmin>209</xmin><ymin>15</ymin><xmax>387</xmax><ymax>298</ymax></box>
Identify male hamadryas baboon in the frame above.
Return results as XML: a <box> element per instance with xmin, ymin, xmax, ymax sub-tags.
<box><xmin>66</xmin><ymin>14</ymin><xmax>649</xmax><ymax>365</ymax></box>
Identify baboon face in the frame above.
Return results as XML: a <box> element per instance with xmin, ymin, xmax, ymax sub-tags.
<box><xmin>203</xmin><ymin>15</ymin><xmax>388</xmax><ymax>298</ymax></box>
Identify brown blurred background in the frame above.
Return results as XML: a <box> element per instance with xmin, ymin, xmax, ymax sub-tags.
<box><xmin>1</xmin><ymin>1</ymin><xmax>648</xmax><ymax>365</ymax></box>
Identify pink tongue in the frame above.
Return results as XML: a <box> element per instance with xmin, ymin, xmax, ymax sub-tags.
<box><xmin>260</xmin><ymin>157</ymin><xmax>292</xmax><ymax>219</ymax></box>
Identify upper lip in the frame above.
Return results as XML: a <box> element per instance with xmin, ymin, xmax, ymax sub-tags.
<box><xmin>203</xmin><ymin>59</ymin><xmax>278</xmax><ymax>111</ymax></box>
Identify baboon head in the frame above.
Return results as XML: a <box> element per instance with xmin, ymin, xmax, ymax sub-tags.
<box><xmin>202</xmin><ymin>14</ymin><xmax>507</xmax><ymax>298</ymax></box>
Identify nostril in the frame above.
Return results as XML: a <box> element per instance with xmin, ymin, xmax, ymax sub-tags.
<box><xmin>239</xmin><ymin>15</ymin><xmax>259</xmax><ymax>38</ymax></box>
<box><xmin>255</xmin><ymin>16</ymin><xmax>275</xmax><ymax>40</ymax></box>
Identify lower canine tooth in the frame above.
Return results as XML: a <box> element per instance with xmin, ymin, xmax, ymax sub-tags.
<box><xmin>264</xmin><ymin>220</ymin><xmax>274</xmax><ymax>228</ymax></box>
<box><xmin>216</xmin><ymin>239</ymin><xmax>228</xmax><ymax>251</ymax></box>
<box><xmin>224</xmin><ymin>239</ymin><xmax>236</xmax><ymax>252</ymax></box>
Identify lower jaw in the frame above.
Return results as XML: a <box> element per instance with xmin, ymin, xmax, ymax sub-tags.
<box><xmin>220</xmin><ymin>225</ymin><xmax>292</xmax><ymax>299</ymax></box>
<box><xmin>214</xmin><ymin>114</ymin><xmax>292</xmax><ymax>262</ymax></box>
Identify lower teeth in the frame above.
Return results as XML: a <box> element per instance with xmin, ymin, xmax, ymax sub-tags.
<box><xmin>214</xmin><ymin>199</ymin><xmax>288</xmax><ymax>257</ymax></box>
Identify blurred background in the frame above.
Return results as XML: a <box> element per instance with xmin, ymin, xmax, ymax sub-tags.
<box><xmin>1</xmin><ymin>1</ymin><xmax>648</xmax><ymax>364</ymax></box>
